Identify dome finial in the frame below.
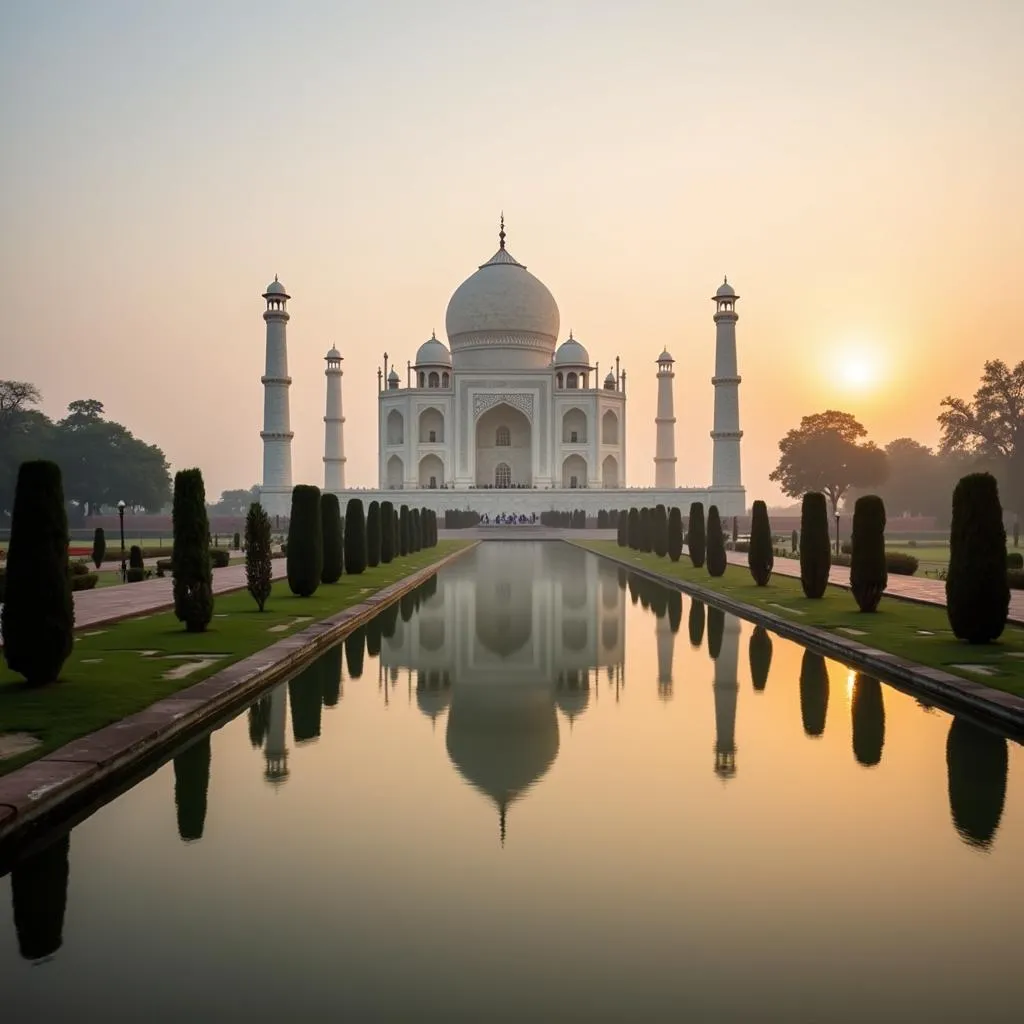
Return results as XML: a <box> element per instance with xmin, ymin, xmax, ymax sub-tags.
<box><xmin>499</xmin><ymin>211</ymin><xmax>505</xmax><ymax>250</ymax></box>
<box><xmin>568</xmin><ymin>328</ymin><xmax>573</xmax><ymax>341</ymax></box>
<box><xmin>723</xmin><ymin>274</ymin><xmax>728</xmax><ymax>284</ymax></box>
<box><xmin>431</xmin><ymin>328</ymin><xmax>436</xmax><ymax>340</ymax></box>
<box><xmin>274</xmin><ymin>274</ymin><xmax>279</xmax><ymax>283</ymax></box>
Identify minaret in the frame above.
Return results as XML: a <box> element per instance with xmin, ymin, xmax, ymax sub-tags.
<box><xmin>323</xmin><ymin>346</ymin><xmax>346</xmax><ymax>492</ymax></box>
<box><xmin>264</xmin><ymin>682</ymin><xmax>290</xmax><ymax>786</ymax></box>
<box><xmin>260</xmin><ymin>276</ymin><xmax>294</xmax><ymax>518</ymax></box>
<box><xmin>712</xmin><ymin>613</ymin><xmax>742</xmax><ymax>779</ymax></box>
<box><xmin>654</xmin><ymin>349</ymin><xmax>676</xmax><ymax>489</ymax></box>
<box><xmin>711</xmin><ymin>278</ymin><xmax>743</xmax><ymax>488</ymax></box>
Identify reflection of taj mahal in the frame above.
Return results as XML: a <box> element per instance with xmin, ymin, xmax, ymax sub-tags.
<box><xmin>257</xmin><ymin>219</ymin><xmax>746</xmax><ymax>519</ymax></box>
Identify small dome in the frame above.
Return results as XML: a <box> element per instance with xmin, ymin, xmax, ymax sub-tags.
<box><xmin>554</xmin><ymin>333</ymin><xmax>590</xmax><ymax>366</ymax></box>
<box><xmin>415</xmin><ymin>331</ymin><xmax>452</xmax><ymax>367</ymax></box>
<box><xmin>716</xmin><ymin>277</ymin><xmax>736</xmax><ymax>298</ymax></box>
<box><xmin>388</xmin><ymin>368</ymin><xmax>400</xmax><ymax>382</ymax></box>
<box><xmin>325</xmin><ymin>345</ymin><xmax>341</xmax><ymax>360</ymax></box>
<box><xmin>604</xmin><ymin>370</ymin><xmax>616</xmax><ymax>383</ymax></box>
<box><xmin>264</xmin><ymin>276</ymin><xmax>288</xmax><ymax>296</ymax></box>
<box><xmin>657</xmin><ymin>348</ymin><xmax>674</xmax><ymax>363</ymax></box>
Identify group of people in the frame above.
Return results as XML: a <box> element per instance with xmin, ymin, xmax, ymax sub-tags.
<box><xmin>480</xmin><ymin>513</ymin><xmax>538</xmax><ymax>526</ymax></box>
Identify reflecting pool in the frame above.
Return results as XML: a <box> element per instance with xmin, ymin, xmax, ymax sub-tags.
<box><xmin>3</xmin><ymin>542</ymin><xmax>1023</xmax><ymax>1022</ymax></box>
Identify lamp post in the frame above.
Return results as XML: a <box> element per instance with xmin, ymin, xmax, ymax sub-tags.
<box><xmin>118</xmin><ymin>500</ymin><xmax>126</xmax><ymax>583</ymax></box>
<box><xmin>835</xmin><ymin>511</ymin><xmax>841</xmax><ymax>557</ymax></box>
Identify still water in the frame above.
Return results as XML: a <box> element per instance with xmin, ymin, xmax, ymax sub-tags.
<box><xmin>2</xmin><ymin>542</ymin><xmax>1022</xmax><ymax>1022</ymax></box>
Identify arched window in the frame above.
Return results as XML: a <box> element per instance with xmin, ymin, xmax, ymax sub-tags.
<box><xmin>441</xmin><ymin>372</ymin><xmax>450</xmax><ymax>387</ymax></box>
<box><xmin>495</xmin><ymin>463</ymin><xmax>511</xmax><ymax>488</ymax></box>
<box><xmin>495</xmin><ymin>425</ymin><xmax>511</xmax><ymax>447</ymax></box>
<box><xmin>567</xmin><ymin>372</ymin><xmax>578</xmax><ymax>389</ymax></box>
<box><xmin>428</xmin><ymin>371</ymin><xmax>440</xmax><ymax>388</ymax></box>
<box><xmin>556</xmin><ymin>372</ymin><xmax>563</xmax><ymax>389</ymax></box>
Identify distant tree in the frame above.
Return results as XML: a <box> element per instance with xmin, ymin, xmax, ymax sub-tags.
<box><xmin>244</xmin><ymin>501</ymin><xmax>273</xmax><ymax>611</ymax></box>
<box><xmin>706</xmin><ymin>506</ymin><xmax>727</xmax><ymax>577</ymax></box>
<box><xmin>344</xmin><ymin>498</ymin><xmax>367</xmax><ymax>574</ymax></box>
<box><xmin>850</xmin><ymin>495</ymin><xmax>888</xmax><ymax>612</ymax></box>
<box><xmin>172</xmin><ymin>468</ymin><xmax>214</xmax><ymax>632</ymax></box>
<box><xmin>747</xmin><ymin>500</ymin><xmax>774</xmax><ymax>585</ymax></box>
<box><xmin>799</xmin><ymin>492</ymin><xmax>831</xmax><ymax>599</ymax></box>
<box><xmin>749</xmin><ymin>625</ymin><xmax>773</xmax><ymax>692</ymax></box>
<box><xmin>1</xmin><ymin>460</ymin><xmax>74</xmax><ymax>683</ymax></box>
<box><xmin>667</xmin><ymin>507</ymin><xmax>683</xmax><ymax>562</ymax></box>
<box><xmin>687</xmin><ymin>502</ymin><xmax>706</xmax><ymax>568</ymax></box>
<box><xmin>946</xmin><ymin>473</ymin><xmax>1009</xmax><ymax>643</ymax></box>
<box><xmin>380</xmin><ymin>500</ymin><xmax>396</xmax><ymax>563</ymax></box>
<box><xmin>207</xmin><ymin>486</ymin><xmax>261</xmax><ymax>516</ymax></box>
<box><xmin>286</xmin><ymin>485</ymin><xmax>323</xmax><ymax>597</ymax></box>
<box><xmin>0</xmin><ymin>381</ymin><xmax>50</xmax><ymax>520</ymax></box>
<box><xmin>91</xmin><ymin>526</ymin><xmax>106</xmax><ymax>569</ymax></box>
<box><xmin>770</xmin><ymin>410</ymin><xmax>888</xmax><ymax>517</ymax></box>
<box><xmin>320</xmin><ymin>492</ymin><xmax>344</xmax><ymax>584</ymax></box>
<box><xmin>652</xmin><ymin>504</ymin><xmax>669</xmax><ymax>557</ymax></box>
<box><xmin>366</xmin><ymin>500</ymin><xmax>382</xmax><ymax>568</ymax></box>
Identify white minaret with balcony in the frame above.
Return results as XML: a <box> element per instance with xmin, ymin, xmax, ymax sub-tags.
<box><xmin>711</xmin><ymin>278</ymin><xmax>742</xmax><ymax>489</ymax></box>
<box><xmin>654</xmin><ymin>349</ymin><xmax>677</xmax><ymax>489</ymax></box>
<box><xmin>259</xmin><ymin>276</ymin><xmax>294</xmax><ymax>518</ymax></box>
<box><xmin>323</xmin><ymin>345</ymin><xmax>346</xmax><ymax>491</ymax></box>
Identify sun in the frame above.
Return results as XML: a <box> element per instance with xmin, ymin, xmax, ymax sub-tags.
<box><xmin>836</xmin><ymin>349</ymin><xmax>880</xmax><ymax>391</ymax></box>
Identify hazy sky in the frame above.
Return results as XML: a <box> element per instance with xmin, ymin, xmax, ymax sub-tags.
<box><xmin>2</xmin><ymin>0</ymin><xmax>1021</xmax><ymax>503</ymax></box>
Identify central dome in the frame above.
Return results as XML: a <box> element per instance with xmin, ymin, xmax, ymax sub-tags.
<box><xmin>445</xmin><ymin>227</ymin><xmax>560</xmax><ymax>371</ymax></box>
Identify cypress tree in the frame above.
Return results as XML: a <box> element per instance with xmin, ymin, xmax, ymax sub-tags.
<box><xmin>171</xmin><ymin>468</ymin><xmax>214</xmax><ymax>632</ymax></box>
<box><xmin>320</xmin><ymin>492</ymin><xmax>344</xmax><ymax>584</ymax></box>
<box><xmin>749</xmin><ymin>625</ymin><xmax>773</xmax><ymax>692</ymax></box>
<box><xmin>687</xmin><ymin>502</ymin><xmax>706</xmax><ymax>568</ymax></box>
<box><xmin>850</xmin><ymin>495</ymin><xmax>887</xmax><ymax>612</ymax></box>
<box><xmin>706</xmin><ymin>505</ymin><xmax>727</xmax><ymax>577</ymax></box>
<box><xmin>747</xmin><ymin>499</ymin><xmax>774</xmax><ymax>586</ymax></box>
<box><xmin>245</xmin><ymin>501</ymin><xmax>273</xmax><ymax>611</ymax></box>
<box><xmin>411</xmin><ymin>508</ymin><xmax>421</xmax><ymax>552</ymax></box>
<box><xmin>286</xmin><ymin>485</ymin><xmax>323</xmax><ymax>596</ymax></box>
<box><xmin>366</xmin><ymin>500</ymin><xmax>382</xmax><ymax>568</ymax></box>
<box><xmin>946</xmin><ymin>472</ymin><xmax>1010</xmax><ymax>643</ymax></box>
<box><xmin>91</xmin><ymin>526</ymin><xmax>106</xmax><ymax>570</ymax></box>
<box><xmin>399</xmin><ymin>505</ymin><xmax>411</xmax><ymax>556</ymax></box>
<box><xmin>627</xmin><ymin>507</ymin><xmax>640</xmax><ymax>549</ymax></box>
<box><xmin>639</xmin><ymin>507</ymin><xmax>652</xmax><ymax>552</ymax></box>
<box><xmin>791</xmin><ymin>528</ymin><xmax>798</xmax><ymax>553</ymax></box>
<box><xmin>1</xmin><ymin>460</ymin><xmax>74</xmax><ymax>683</ymax></box>
<box><xmin>380</xmin><ymin>500</ymin><xmax>396</xmax><ymax>563</ymax></box>
<box><xmin>617</xmin><ymin>511</ymin><xmax>628</xmax><ymax>547</ymax></box>
<box><xmin>652</xmin><ymin>504</ymin><xmax>669</xmax><ymax>557</ymax></box>
<box><xmin>344</xmin><ymin>498</ymin><xmax>367</xmax><ymax>574</ymax></box>
<box><xmin>799</xmin><ymin>492</ymin><xmax>831</xmax><ymax>599</ymax></box>
<box><xmin>668</xmin><ymin>507</ymin><xmax>683</xmax><ymax>562</ymax></box>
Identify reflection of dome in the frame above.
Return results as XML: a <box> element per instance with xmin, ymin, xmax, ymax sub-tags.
<box><xmin>416</xmin><ymin>670</ymin><xmax>452</xmax><ymax>722</ymax></box>
<box><xmin>554</xmin><ymin>333</ymin><xmax>589</xmax><ymax>366</ymax></box>
<box><xmin>415</xmin><ymin>331</ymin><xmax>451</xmax><ymax>367</ymax></box>
<box><xmin>556</xmin><ymin>675</ymin><xmax>590</xmax><ymax>724</ymax></box>
<box><xmin>445</xmin><ymin>222</ymin><xmax>560</xmax><ymax>370</ymax></box>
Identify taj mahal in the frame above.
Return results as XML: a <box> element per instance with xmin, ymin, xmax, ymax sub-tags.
<box><xmin>258</xmin><ymin>219</ymin><xmax>745</xmax><ymax>518</ymax></box>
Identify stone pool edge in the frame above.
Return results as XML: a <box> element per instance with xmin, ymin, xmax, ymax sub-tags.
<box><xmin>0</xmin><ymin>542</ymin><xmax>478</xmax><ymax>850</ymax></box>
<box><xmin>576</xmin><ymin>542</ymin><xmax>1024</xmax><ymax>737</ymax></box>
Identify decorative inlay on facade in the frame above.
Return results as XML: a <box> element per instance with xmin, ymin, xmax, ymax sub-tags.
<box><xmin>472</xmin><ymin>391</ymin><xmax>535</xmax><ymax>421</ymax></box>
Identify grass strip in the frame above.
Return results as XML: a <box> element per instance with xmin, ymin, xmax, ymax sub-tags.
<box><xmin>579</xmin><ymin>540</ymin><xmax>1024</xmax><ymax>698</ymax></box>
<box><xmin>0</xmin><ymin>541</ymin><xmax>468</xmax><ymax>774</ymax></box>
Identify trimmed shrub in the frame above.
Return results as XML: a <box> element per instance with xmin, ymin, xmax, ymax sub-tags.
<box><xmin>706</xmin><ymin>505</ymin><xmax>727</xmax><ymax>578</ymax></box>
<box><xmin>285</xmin><ymin>485</ymin><xmax>323</xmax><ymax>596</ymax></box>
<box><xmin>597</xmin><ymin>509</ymin><xmax>608</xmax><ymax>528</ymax></box>
<box><xmin>886</xmin><ymin>552</ymin><xmax>918</xmax><ymax>575</ymax></box>
<box><xmin>155</xmin><ymin>558</ymin><xmax>173</xmax><ymax>576</ymax></box>
<box><xmin>209</xmin><ymin>548</ymin><xmax>230</xmax><ymax>568</ymax></box>
<box><xmin>627</xmin><ymin>507</ymin><xmax>640</xmax><ymax>549</ymax></box>
<box><xmin>129</xmin><ymin>544</ymin><xmax>143</xmax><ymax>570</ymax></box>
<box><xmin>344</xmin><ymin>498</ymin><xmax>367</xmax><ymax>575</ymax></box>
<box><xmin>799</xmin><ymin>492</ymin><xmax>831</xmax><ymax>599</ymax></box>
<box><xmin>617</xmin><ymin>511</ymin><xmax>628</xmax><ymax>547</ymax></box>
<box><xmin>172</xmin><ymin>468</ymin><xmax>214</xmax><ymax>633</ymax></box>
<box><xmin>91</xmin><ymin>527</ymin><xmax>106</xmax><ymax>570</ymax></box>
<box><xmin>411</xmin><ymin>508</ymin><xmax>422</xmax><ymax>552</ymax></box>
<box><xmin>126</xmin><ymin>566</ymin><xmax>147</xmax><ymax>582</ymax></box>
<box><xmin>245</xmin><ymin>501</ymin><xmax>273</xmax><ymax>611</ymax></box>
<box><xmin>320</xmin><ymin>493</ymin><xmax>344</xmax><ymax>583</ymax></box>
<box><xmin>791</xmin><ymin>528</ymin><xmax>798</xmax><ymax>553</ymax></box>
<box><xmin>667</xmin><ymin>507</ymin><xmax>683</xmax><ymax>562</ymax></box>
<box><xmin>69</xmin><ymin>560</ymin><xmax>90</xmax><ymax>577</ymax></box>
<box><xmin>1006</xmin><ymin>552</ymin><xmax>1023</xmax><ymax>570</ymax></box>
<box><xmin>380</xmin><ymin>500</ymin><xmax>396</xmax><ymax>563</ymax></box>
<box><xmin>749</xmin><ymin>625</ymin><xmax>773</xmax><ymax>692</ymax></box>
<box><xmin>850</xmin><ymin>495</ymin><xmax>888</xmax><ymax>612</ymax></box>
<box><xmin>399</xmin><ymin>505</ymin><xmax>411</xmax><ymax>556</ymax></box>
<box><xmin>71</xmin><ymin>572</ymin><xmax>98</xmax><ymax>591</ymax></box>
<box><xmin>687</xmin><ymin>502</ymin><xmax>706</xmax><ymax>568</ymax></box>
<box><xmin>366</xmin><ymin>500</ymin><xmax>382</xmax><ymax>568</ymax></box>
<box><xmin>652</xmin><ymin>505</ymin><xmax>669</xmax><ymax>558</ymax></box>
<box><xmin>747</xmin><ymin>500</ymin><xmax>773</xmax><ymax>586</ymax></box>
<box><xmin>639</xmin><ymin>508</ymin><xmax>652</xmax><ymax>552</ymax></box>
<box><xmin>233</xmin><ymin>531</ymin><xmax>241</xmax><ymax>550</ymax></box>
<box><xmin>946</xmin><ymin>472</ymin><xmax>1010</xmax><ymax>643</ymax></box>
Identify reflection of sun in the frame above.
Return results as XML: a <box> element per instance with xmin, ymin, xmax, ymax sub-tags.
<box><xmin>846</xmin><ymin>669</ymin><xmax>856</xmax><ymax>704</ymax></box>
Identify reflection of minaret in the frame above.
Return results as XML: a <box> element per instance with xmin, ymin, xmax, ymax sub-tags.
<box><xmin>712</xmin><ymin>614</ymin><xmax>741</xmax><ymax>779</ymax></box>
<box><xmin>264</xmin><ymin>682</ymin><xmax>290</xmax><ymax>785</ymax></box>
<box><xmin>656</xmin><ymin>610</ymin><xmax>675</xmax><ymax>701</ymax></box>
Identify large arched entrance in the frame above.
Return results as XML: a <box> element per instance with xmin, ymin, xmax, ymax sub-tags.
<box><xmin>476</xmin><ymin>403</ymin><xmax>532</xmax><ymax>488</ymax></box>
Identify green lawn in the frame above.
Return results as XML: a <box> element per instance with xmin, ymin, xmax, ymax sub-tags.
<box><xmin>0</xmin><ymin>541</ymin><xmax>468</xmax><ymax>775</ymax></box>
<box><xmin>579</xmin><ymin>540</ymin><xmax>1024</xmax><ymax>698</ymax></box>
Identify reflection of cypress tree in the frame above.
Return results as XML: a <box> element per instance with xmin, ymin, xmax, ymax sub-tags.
<box><xmin>379</xmin><ymin>600</ymin><xmax>400</xmax><ymax>639</ymax></box>
<box><xmin>247</xmin><ymin>693</ymin><xmax>272</xmax><ymax>747</ymax></box>
<box><xmin>851</xmin><ymin>674</ymin><xmax>885</xmax><ymax>767</ymax></box>
<box><xmin>627</xmin><ymin>573</ymin><xmax>640</xmax><ymax>606</ymax></box>
<box><xmin>345</xmin><ymin>627</ymin><xmax>366</xmax><ymax>680</ymax></box>
<box><xmin>946</xmin><ymin>717</ymin><xmax>1008</xmax><ymax>850</ymax></box>
<box><xmin>748</xmin><ymin>625</ymin><xmax>773</xmax><ymax>692</ymax></box>
<box><xmin>173</xmin><ymin>734</ymin><xmax>212</xmax><ymax>841</ymax></box>
<box><xmin>364</xmin><ymin>612</ymin><xmax>383</xmax><ymax>658</ymax></box>
<box><xmin>707</xmin><ymin>606</ymin><xmax>725</xmax><ymax>660</ymax></box>
<box><xmin>289</xmin><ymin>660</ymin><xmax>323</xmax><ymax>743</ymax></box>
<box><xmin>617</xmin><ymin>566</ymin><xmax>628</xmax><ymax>591</ymax></box>
<box><xmin>667</xmin><ymin>590</ymin><xmax>682</xmax><ymax>634</ymax></box>
<box><xmin>638</xmin><ymin>580</ymin><xmax>651</xmax><ymax>611</ymax></box>
<box><xmin>423</xmin><ymin>574</ymin><xmax>439</xmax><ymax>600</ymax></box>
<box><xmin>648</xmin><ymin>583</ymin><xmax>669</xmax><ymax>620</ymax></box>
<box><xmin>12</xmin><ymin>831</ymin><xmax>70</xmax><ymax>961</ymax></box>
<box><xmin>799</xmin><ymin>651</ymin><xmax>829</xmax><ymax>737</ymax></box>
<box><xmin>320</xmin><ymin>645</ymin><xmax>343</xmax><ymax>708</ymax></box>
<box><xmin>688</xmin><ymin>599</ymin><xmax>705</xmax><ymax>649</ymax></box>
<box><xmin>400</xmin><ymin>591</ymin><xmax>416</xmax><ymax>622</ymax></box>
